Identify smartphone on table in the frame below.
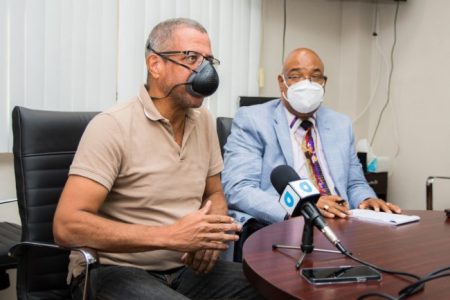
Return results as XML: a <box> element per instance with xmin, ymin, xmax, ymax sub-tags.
<box><xmin>301</xmin><ymin>265</ymin><xmax>381</xmax><ymax>285</ymax></box>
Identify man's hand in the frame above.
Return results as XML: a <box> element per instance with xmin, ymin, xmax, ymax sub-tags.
<box><xmin>181</xmin><ymin>249</ymin><xmax>221</xmax><ymax>274</ymax></box>
<box><xmin>359</xmin><ymin>198</ymin><xmax>402</xmax><ymax>214</ymax></box>
<box><xmin>317</xmin><ymin>195</ymin><xmax>351</xmax><ymax>219</ymax></box>
<box><xmin>166</xmin><ymin>201</ymin><xmax>240</xmax><ymax>253</ymax></box>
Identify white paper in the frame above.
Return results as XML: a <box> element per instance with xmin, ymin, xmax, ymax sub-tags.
<box><xmin>349</xmin><ymin>209</ymin><xmax>420</xmax><ymax>226</ymax></box>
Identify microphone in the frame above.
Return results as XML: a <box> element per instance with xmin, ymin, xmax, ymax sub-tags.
<box><xmin>271</xmin><ymin>165</ymin><xmax>319</xmax><ymax>217</ymax></box>
<box><xmin>270</xmin><ymin>165</ymin><xmax>348</xmax><ymax>254</ymax></box>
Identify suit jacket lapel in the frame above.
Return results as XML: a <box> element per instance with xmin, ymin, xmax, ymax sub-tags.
<box><xmin>273</xmin><ymin>102</ymin><xmax>294</xmax><ymax>166</ymax></box>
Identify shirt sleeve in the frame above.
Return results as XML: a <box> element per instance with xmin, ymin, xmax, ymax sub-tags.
<box><xmin>69</xmin><ymin>113</ymin><xmax>124</xmax><ymax>191</ymax></box>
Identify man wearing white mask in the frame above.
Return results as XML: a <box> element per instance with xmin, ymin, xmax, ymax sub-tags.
<box><xmin>222</xmin><ymin>48</ymin><xmax>401</xmax><ymax>261</ymax></box>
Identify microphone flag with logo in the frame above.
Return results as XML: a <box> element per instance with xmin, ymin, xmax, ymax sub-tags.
<box><xmin>270</xmin><ymin>165</ymin><xmax>320</xmax><ymax>217</ymax></box>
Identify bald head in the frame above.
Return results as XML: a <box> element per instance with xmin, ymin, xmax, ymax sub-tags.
<box><xmin>282</xmin><ymin>48</ymin><xmax>324</xmax><ymax>75</ymax></box>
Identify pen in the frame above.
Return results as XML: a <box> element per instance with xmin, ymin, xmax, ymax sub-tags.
<box><xmin>334</xmin><ymin>187</ymin><xmax>347</xmax><ymax>206</ymax></box>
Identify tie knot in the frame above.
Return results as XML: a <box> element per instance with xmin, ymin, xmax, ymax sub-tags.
<box><xmin>300</xmin><ymin>119</ymin><xmax>313</xmax><ymax>131</ymax></box>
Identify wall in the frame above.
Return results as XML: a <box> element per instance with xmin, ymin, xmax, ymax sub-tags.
<box><xmin>370</xmin><ymin>0</ymin><xmax>450</xmax><ymax>210</ymax></box>
<box><xmin>0</xmin><ymin>153</ymin><xmax>19</xmax><ymax>223</ymax></box>
<box><xmin>260</xmin><ymin>0</ymin><xmax>450</xmax><ymax>210</ymax></box>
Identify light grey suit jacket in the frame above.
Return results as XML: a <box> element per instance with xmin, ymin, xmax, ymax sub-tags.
<box><xmin>222</xmin><ymin>99</ymin><xmax>376</xmax><ymax>225</ymax></box>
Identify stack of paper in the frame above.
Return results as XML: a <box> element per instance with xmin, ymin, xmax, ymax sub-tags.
<box><xmin>349</xmin><ymin>209</ymin><xmax>420</xmax><ymax>226</ymax></box>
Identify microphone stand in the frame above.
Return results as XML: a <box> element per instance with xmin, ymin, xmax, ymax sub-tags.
<box><xmin>272</xmin><ymin>218</ymin><xmax>341</xmax><ymax>269</ymax></box>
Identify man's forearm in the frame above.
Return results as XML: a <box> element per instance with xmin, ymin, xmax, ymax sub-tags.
<box><xmin>204</xmin><ymin>191</ymin><xmax>228</xmax><ymax>215</ymax></box>
<box><xmin>54</xmin><ymin>211</ymin><xmax>173</xmax><ymax>252</ymax></box>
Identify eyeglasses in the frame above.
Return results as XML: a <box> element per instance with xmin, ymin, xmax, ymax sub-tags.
<box><xmin>157</xmin><ymin>50</ymin><xmax>220</xmax><ymax>67</ymax></box>
<box><xmin>285</xmin><ymin>74</ymin><xmax>327</xmax><ymax>85</ymax></box>
<box><xmin>148</xmin><ymin>45</ymin><xmax>220</xmax><ymax>70</ymax></box>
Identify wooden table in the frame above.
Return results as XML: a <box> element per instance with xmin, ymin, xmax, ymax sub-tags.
<box><xmin>243</xmin><ymin>210</ymin><xmax>450</xmax><ymax>299</ymax></box>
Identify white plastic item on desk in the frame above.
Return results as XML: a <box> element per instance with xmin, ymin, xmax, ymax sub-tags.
<box><xmin>350</xmin><ymin>209</ymin><xmax>420</xmax><ymax>226</ymax></box>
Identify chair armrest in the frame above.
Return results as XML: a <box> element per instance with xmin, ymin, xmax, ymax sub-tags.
<box><xmin>426</xmin><ymin>176</ymin><xmax>450</xmax><ymax>210</ymax></box>
<box><xmin>9</xmin><ymin>242</ymin><xmax>96</xmax><ymax>300</ymax></box>
<box><xmin>0</xmin><ymin>198</ymin><xmax>17</xmax><ymax>205</ymax></box>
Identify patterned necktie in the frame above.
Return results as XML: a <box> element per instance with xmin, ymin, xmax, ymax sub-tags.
<box><xmin>297</xmin><ymin>120</ymin><xmax>331</xmax><ymax>195</ymax></box>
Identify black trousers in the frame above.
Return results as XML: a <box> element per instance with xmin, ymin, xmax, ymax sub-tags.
<box><xmin>233</xmin><ymin>218</ymin><xmax>268</xmax><ymax>262</ymax></box>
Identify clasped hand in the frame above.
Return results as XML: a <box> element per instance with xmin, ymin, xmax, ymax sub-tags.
<box><xmin>167</xmin><ymin>201</ymin><xmax>240</xmax><ymax>253</ymax></box>
<box><xmin>166</xmin><ymin>201</ymin><xmax>239</xmax><ymax>274</ymax></box>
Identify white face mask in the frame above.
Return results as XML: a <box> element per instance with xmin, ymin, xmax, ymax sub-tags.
<box><xmin>282</xmin><ymin>78</ymin><xmax>324</xmax><ymax>114</ymax></box>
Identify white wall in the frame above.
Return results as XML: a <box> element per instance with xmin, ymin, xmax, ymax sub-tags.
<box><xmin>370</xmin><ymin>0</ymin><xmax>450</xmax><ymax>210</ymax></box>
<box><xmin>260</xmin><ymin>0</ymin><xmax>450</xmax><ymax>210</ymax></box>
<box><xmin>0</xmin><ymin>153</ymin><xmax>19</xmax><ymax>223</ymax></box>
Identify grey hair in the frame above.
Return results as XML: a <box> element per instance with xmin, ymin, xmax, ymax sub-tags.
<box><xmin>145</xmin><ymin>18</ymin><xmax>207</xmax><ymax>59</ymax></box>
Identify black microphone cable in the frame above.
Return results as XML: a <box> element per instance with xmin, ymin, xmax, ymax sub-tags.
<box><xmin>357</xmin><ymin>291</ymin><xmax>398</xmax><ymax>300</ymax></box>
<box><xmin>355</xmin><ymin>265</ymin><xmax>450</xmax><ymax>300</ymax></box>
<box><xmin>356</xmin><ymin>269</ymin><xmax>450</xmax><ymax>300</ymax></box>
<box><xmin>399</xmin><ymin>273</ymin><xmax>450</xmax><ymax>299</ymax></box>
<box><xmin>342</xmin><ymin>250</ymin><xmax>420</xmax><ymax>280</ymax></box>
<box><xmin>338</xmin><ymin>249</ymin><xmax>422</xmax><ymax>300</ymax></box>
<box><xmin>398</xmin><ymin>266</ymin><xmax>450</xmax><ymax>299</ymax></box>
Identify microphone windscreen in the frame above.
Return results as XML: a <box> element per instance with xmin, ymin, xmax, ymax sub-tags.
<box><xmin>270</xmin><ymin>165</ymin><xmax>300</xmax><ymax>195</ymax></box>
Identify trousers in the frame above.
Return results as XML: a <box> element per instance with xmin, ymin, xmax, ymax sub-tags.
<box><xmin>71</xmin><ymin>260</ymin><xmax>263</xmax><ymax>300</ymax></box>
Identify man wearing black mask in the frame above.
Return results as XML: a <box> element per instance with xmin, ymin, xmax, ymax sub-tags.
<box><xmin>54</xmin><ymin>18</ymin><xmax>261</xmax><ymax>299</ymax></box>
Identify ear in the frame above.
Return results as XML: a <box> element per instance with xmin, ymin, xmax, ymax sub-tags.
<box><xmin>146</xmin><ymin>54</ymin><xmax>162</xmax><ymax>79</ymax></box>
<box><xmin>277</xmin><ymin>74</ymin><xmax>286</xmax><ymax>94</ymax></box>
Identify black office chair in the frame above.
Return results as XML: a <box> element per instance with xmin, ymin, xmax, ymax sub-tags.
<box><xmin>10</xmin><ymin>106</ymin><xmax>99</xmax><ymax>300</ymax></box>
<box><xmin>238</xmin><ymin>96</ymin><xmax>277</xmax><ymax>107</ymax></box>
<box><xmin>0</xmin><ymin>199</ymin><xmax>20</xmax><ymax>290</ymax></box>
<box><xmin>216</xmin><ymin>117</ymin><xmax>233</xmax><ymax>158</ymax></box>
<box><xmin>217</xmin><ymin>96</ymin><xmax>277</xmax><ymax>156</ymax></box>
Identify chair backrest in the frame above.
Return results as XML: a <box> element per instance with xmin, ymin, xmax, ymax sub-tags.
<box><xmin>238</xmin><ymin>96</ymin><xmax>277</xmax><ymax>107</ymax></box>
<box><xmin>216</xmin><ymin>117</ymin><xmax>233</xmax><ymax>158</ymax></box>
<box><xmin>216</xmin><ymin>96</ymin><xmax>277</xmax><ymax>157</ymax></box>
<box><xmin>12</xmin><ymin>106</ymin><xmax>98</xmax><ymax>300</ymax></box>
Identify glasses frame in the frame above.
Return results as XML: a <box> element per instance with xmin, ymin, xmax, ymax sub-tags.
<box><xmin>156</xmin><ymin>50</ymin><xmax>220</xmax><ymax>66</ymax></box>
<box><xmin>147</xmin><ymin>45</ymin><xmax>220</xmax><ymax>73</ymax></box>
<box><xmin>284</xmin><ymin>74</ymin><xmax>328</xmax><ymax>85</ymax></box>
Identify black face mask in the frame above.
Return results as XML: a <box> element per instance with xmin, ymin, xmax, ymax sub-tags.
<box><xmin>186</xmin><ymin>60</ymin><xmax>219</xmax><ymax>97</ymax></box>
<box><xmin>147</xmin><ymin>45</ymin><xmax>220</xmax><ymax>99</ymax></box>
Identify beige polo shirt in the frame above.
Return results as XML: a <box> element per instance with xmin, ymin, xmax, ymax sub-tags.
<box><xmin>68</xmin><ymin>85</ymin><xmax>223</xmax><ymax>277</ymax></box>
